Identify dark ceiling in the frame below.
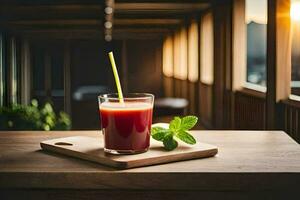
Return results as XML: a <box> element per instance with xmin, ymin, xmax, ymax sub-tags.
<box><xmin>0</xmin><ymin>0</ymin><xmax>211</xmax><ymax>39</ymax></box>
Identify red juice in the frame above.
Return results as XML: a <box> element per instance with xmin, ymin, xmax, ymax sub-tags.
<box><xmin>100</xmin><ymin>102</ymin><xmax>153</xmax><ymax>152</ymax></box>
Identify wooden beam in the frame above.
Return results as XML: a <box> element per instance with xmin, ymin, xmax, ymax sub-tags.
<box><xmin>0</xmin><ymin>5</ymin><xmax>102</xmax><ymax>21</ymax></box>
<box><xmin>114</xmin><ymin>12</ymin><xmax>188</xmax><ymax>19</ymax></box>
<box><xmin>19</xmin><ymin>30</ymin><xmax>103</xmax><ymax>39</ymax></box>
<box><xmin>0</xmin><ymin>5</ymin><xmax>102</xmax><ymax>11</ymax></box>
<box><xmin>0</xmin><ymin>0</ymin><xmax>103</xmax><ymax>5</ymax></box>
<box><xmin>1</xmin><ymin>19</ymin><xmax>102</xmax><ymax>26</ymax></box>
<box><xmin>114</xmin><ymin>18</ymin><xmax>182</xmax><ymax>25</ymax></box>
<box><xmin>116</xmin><ymin>0</ymin><xmax>211</xmax><ymax>3</ymax></box>
<box><xmin>115</xmin><ymin>3</ymin><xmax>209</xmax><ymax>11</ymax></box>
<box><xmin>114</xmin><ymin>27</ymin><xmax>171</xmax><ymax>33</ymax></box>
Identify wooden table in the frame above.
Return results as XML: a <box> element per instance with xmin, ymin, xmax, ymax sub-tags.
<box><xmin>0</xmin><ymin>130</ymin><xmax>300</xmax><ymax>200</ymax></box>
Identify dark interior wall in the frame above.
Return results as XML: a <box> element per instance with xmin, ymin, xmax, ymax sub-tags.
<box><xmin>29</xmin><ymin>37</ymin><xmax>163</xmax><ymax>129</ymax></box>
<box><xmin>71</xmin><ymin>39</ymin><xmax>163</xmax><ymax>129</ymax></box>
<box><xmin>71</xmin><ymin>40</ymin><xmax>111</xmax><ymax>90</ymax></box>
<box><xmin>124</xmin><ymin>39</ymin><xmax>163</xmax><ymax>97</ymax></box>
<box><xmin>70</xmin><ymin>39</ymin><xmax>113</xmax><ymax>129</ymax></box>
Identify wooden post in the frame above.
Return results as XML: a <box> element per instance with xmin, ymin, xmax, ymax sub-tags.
<box><xmin>20</xmin><ymin>39</ymin><xmax>31</xmax><ymax>105</ymax></box>
<box><xmin>0</xmin><ymin>34</ymin><xmax>3</xmax><ymax>106</ymax></box>
<box><xmin>212</xmin><ymin>0</ymin><xmax>232</xmax><ymax>129</ymax></box>
<box><xmin>44</xmin><ymin>49</ymin><xmax>51</xmax><ymax>102</ymax></box>
<box><xmin>266</xmin><ymin>0</ymin><xmax>291</xmax><ymax>129</ymax></box>
<box><xmin>7</xmin><ymin>37</ymin><xmax>17</xmax><ymax>105</ymax></box>
<box><xmin>64</xmin><ymin>41</ymin><xmax>71</xmax><ymax>115</ymax></box>
<box><xmin>232</xmin><ymin>0</ymin><xmax>246</xmax><ymax>91</ymax></box>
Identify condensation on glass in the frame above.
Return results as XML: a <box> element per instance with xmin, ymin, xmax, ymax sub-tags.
<box><xmin>245</xmin><ymin>0</ymin><xmax>267</xmax><ymax>89</ymax></box>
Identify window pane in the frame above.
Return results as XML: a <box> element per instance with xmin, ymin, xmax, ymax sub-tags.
<box><xmin>162</xmin><ymin>35</ymin><xmax>173</xmax><ymax>77</ymax></box>
<box><xmin>245</xmin><ymin>0</ymin><xmax>267</xmax><ymax>88</ymax></box>
<box><xmin>200</xmin><ymin>12</ymin><xmax>214</xmax><ymax>85</ymax></box>
<box><xmin>291</xmin><ymin>0</ymin><xmax>300</xmax><ymax>95</ymax></box>
<box><xmin>188</xmin><ymin>21</ymin><xmax>199</xmax><ymax>82</ymax></box>
<box><xmin>174</xmin><ymin>28</ymin><xmax>188</xmax><ymax>80</ymax></box>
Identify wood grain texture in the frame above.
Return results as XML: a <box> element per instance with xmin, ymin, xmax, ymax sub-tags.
<box><xmin>40</xmin><ymin>136</ymin><xmax>218</xmax><ymax>169</ymax></box>
<box><xmin>2</xmin><ymin>189</ymin><xmax>298</xmax><ymax>200</ymax></box>
<box><xmin>275</xmin><ymin>0</ymin><xmax>291</xmax><ymax>102</ymax></box>
<box><xmin>232</xmin><ymin>0</ymin><xmax>246</xmax><ymax>91</ymax></box>
<box><xmin>234</xmin><ymin>90</ymin><xmax>266</xmax><ymax>130</ymax></box>
<box><xmin>0</xmin><ymin>130</ymin><xmax>300</xmax><ymax>191</ymax></box>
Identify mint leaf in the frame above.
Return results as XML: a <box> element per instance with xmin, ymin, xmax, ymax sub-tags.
<box><xmin>151</xmin><ymin>127</ymin><xmax>169</xmax><ymax>141</ymax></box>
<box><xmin>163</xmin><ymin>134</ymin><xmax>178</xmax><ymax>151</ymax></box>
<box><xmin>169</xmin><ymin>117</ymin><xmax>181</xmax><ymax>131</ymax></box>
<box><xmin>151</xmin><ymin>115</ymin><xmax>198</xmax><ymax>151</ymax></box>
<box><xmin>176</xmin><ymin>130</ymin><xmax>196</xmax><ymax>145</ymax></box>
<box><xmin>180</xmin><ymin>116</ymin><xmax>198</xmax><ymax>130</ymax></box>
<box><xmin>151</xmin><ymin>126</ymin><xmax>167</xmax><ymax>135</ymax></box>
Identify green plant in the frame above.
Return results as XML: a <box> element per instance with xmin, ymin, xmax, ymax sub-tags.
<box><xmin>0</xmin><ymin>99</ymin><xmax>71</xmax><ymax>130</ymax></box>
<box><xmin>151</xmin><ymin>115</ymin><xmax>198</xmax><ymax>151</ymax></box>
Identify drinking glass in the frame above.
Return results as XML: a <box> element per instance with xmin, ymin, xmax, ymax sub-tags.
<box><xmin>98</xmin><ymin>93</ymin><xmax>154</xmax><ymax>154</ymax></box>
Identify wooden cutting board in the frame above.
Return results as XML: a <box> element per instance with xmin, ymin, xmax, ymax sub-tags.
<box><xmin>40</xmin><ymin>136</ymin><xmax>218</xmax><ymax>169</ymax></box>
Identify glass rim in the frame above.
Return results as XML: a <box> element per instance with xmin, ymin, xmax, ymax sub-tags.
<box><xmin>98</xmin><ymin>93</ymin><xmax>154</xmax><ymax>100</ymax></box>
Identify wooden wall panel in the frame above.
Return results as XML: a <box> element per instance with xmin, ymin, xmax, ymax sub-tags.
<box><xmin>199</xmin><ymin>83</ymin><xmax>213</xmax><ymax>128</ymax></box>
<box><xmin>126</xmin><ymin>39</ymin><xmax>163</xmax><ymax>97</ymax></box>
<box><xmin>188</xmin><ymin>82</ymin><xmax>197</xmax><ymax>115</ymax></box>
<box><xmin>163</xmin><ymin>76</ymin><xmax>174</xmax><ymax>97</ymax></box>
<box><xmin>280</xmin><ymin>101</ymin><xmax>300</xmax><ymax>143</ymax></box>
<box><xmin>212</xmin><ymin>0</ymin><xmax>232</xmax><ymax>129</ymax></box>
<box><xmin>234</xmin><ymin>90</ymin><xmax>266</xmax><ymax>130</ymax></box>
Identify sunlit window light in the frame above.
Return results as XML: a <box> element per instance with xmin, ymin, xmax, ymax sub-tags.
<box><xmin>173</xmin><ymin>28</ymin><xmax>188</xmax><ymax>80</ymax></box>
<box><xmin>200</xmin><ymin>12</ymin><xmax>214</xmax><ymax>85</ymax></box>
<box><xmin>291</xmin><ymin>1</ymin><xmax>300</xmax><ymax>21</ymax></box>
<box><xmin>173</xmin><ymin>31</ymin><xmax>181</xmax><ymax>79</ymax></box>
<box><xmin>162</xmin><ymin>36</ymin><xmax>174</xmax><ymax>77</ymax></box>
<box><xmin>179</xmin><ymin>27</ymin><xmax>188</xmax><ymax>80</ymax></box>
<box><xmin>188</xmin><ymin>21</ymin><xmax>199</xmax><ymax>82</ymax></box>
<box><xmin>245</xmin><ymin>0</ymin><xmax>267</xmax><ymax>24</ymax></box>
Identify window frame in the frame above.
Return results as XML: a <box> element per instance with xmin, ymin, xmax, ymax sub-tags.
<box><xmin>233</xmin><ymin>0</ymin><xmax>268</xmax><ymax>94</ymax></box>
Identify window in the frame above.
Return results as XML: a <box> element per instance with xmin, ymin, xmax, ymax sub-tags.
<box><xmin>162</xmin><ymin>35</ymin><xmax>173</xmax><ymax>77</ymax></box>
<box><xmin>245</xmin><ymin>0</ymin><xmax>267</xmax><ymax>89</ymax></box>
<box><xmin>174</xmin><ymin>27</ymin><xmax>188</xmax><ymax>80</ymax></box>
<box><xmin>200</xmin><ymin>12</ymin><xmax>214</xmax><ymax>85</ymax></box>
<box><xmin>188</xmin><ymin>20</ymin><xmax>199</xmax><ymax>82</ymax></box>
<box><xmin>291</xmin><ymin>0</ymin><xmax>300</xmax><ymax>95</ymax></box>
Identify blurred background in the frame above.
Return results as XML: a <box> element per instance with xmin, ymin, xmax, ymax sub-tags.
<box><xmin>0</xmin><ymin>0</ymin><xmax>300</xmax><ymax>143</ymax></box>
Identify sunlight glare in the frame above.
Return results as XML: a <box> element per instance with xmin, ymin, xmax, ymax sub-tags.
<box><xmin>291</xmin><ymin>2</ymin><xmax>300</xmax><ymax>21</ymax></box>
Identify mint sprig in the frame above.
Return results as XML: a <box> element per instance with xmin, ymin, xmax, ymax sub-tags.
<box><xmin>151</xmin><ymin>116</ymin><xmax>198</xmax><ymax>151</ymax></box>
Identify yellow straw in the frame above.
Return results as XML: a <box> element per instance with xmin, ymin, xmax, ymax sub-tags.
<box><xmin>108</xmin><ymin>51</ymin><xmax>124</xmax><ymax>103</ymax></box>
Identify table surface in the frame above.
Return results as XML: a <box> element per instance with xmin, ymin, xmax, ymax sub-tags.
<box><xmin>0</xmin><ymin>130</ymin><xmax>300</xmax><ymax>191</ymax></box>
